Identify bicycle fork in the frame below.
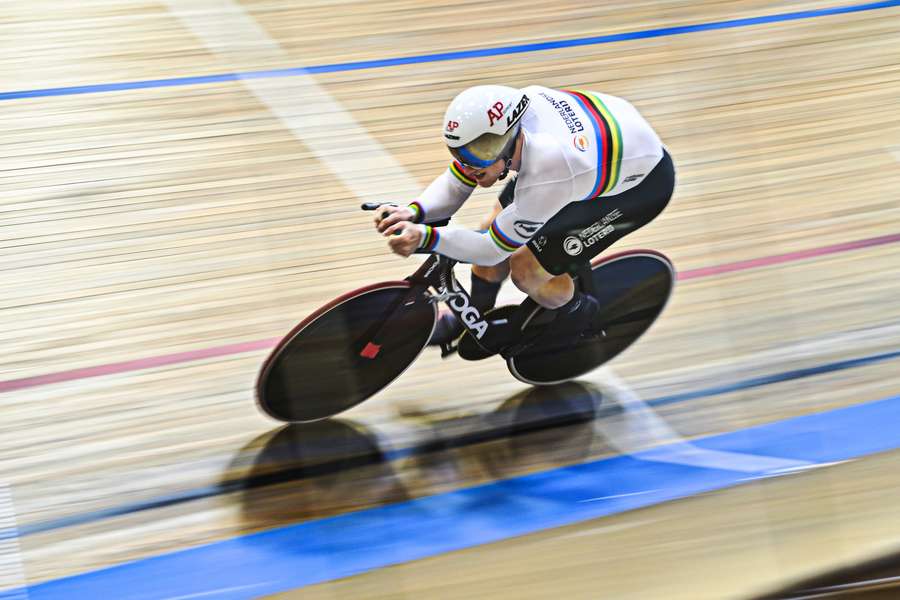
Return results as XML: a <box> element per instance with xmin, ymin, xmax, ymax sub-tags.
<box><xmin>417</xmin><ymin>255</ymin><xmax>496</xmax><ymax>357</ymax></box>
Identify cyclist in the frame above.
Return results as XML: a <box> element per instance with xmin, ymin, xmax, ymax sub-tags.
<box><xmin>375</xmin><ymin>84</ymin><xmax>675</xmax><ymax>354</ymax></box>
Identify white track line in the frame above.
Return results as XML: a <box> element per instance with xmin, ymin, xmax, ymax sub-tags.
<box><xmin>161</xmin><ymin>0</ymin><xmax>427</xmax><ymax>413</ymax></box>
<box><xmin>594</xmin><ymin>368</ymin><xmax>811</xmax><ymax>474</ymax></box>
<box><xmin>578</xmin><ymin>490</ymin><xmax>661</xmax><ymax>502</ymax></box>
<box><xmin>0</xmin><ymin>485</ymin><xmax>28</xmax><ymax>599</ymax></box>
<box><xmin>160</xmin><ymin>0</ymin><xmax>422</xmax><ymax>203</ymax></box>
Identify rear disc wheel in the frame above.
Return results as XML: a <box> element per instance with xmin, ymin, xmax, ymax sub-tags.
<box><xmin>507</xmin><ymin>251</ymin><xmax>675</xmax><ymax>385</ymax></box>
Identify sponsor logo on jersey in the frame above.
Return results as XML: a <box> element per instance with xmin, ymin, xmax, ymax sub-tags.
<box><xmin>563</xmin><ymin>236</ymin><xmax>584</xmax><ymax>256</ymax></box>
<box><xmin>532</xmin><ymin>235</ymin><xmax>548</xmax><ymax>252</ymax></box>
<box><xmin>578</xmin><ymin>208</ymin><xmax>622</xmax><ymax>239</ymax></box>
<box><xmin>573</xmin><ymin>208</ymin><xmax>623</xmax><ymax>248</ymax></box>
<box><xmin>538</xmin><ymin>91</ymin><xmax>584</xmax><ymax>134</ymax></box>
<box><xmin>622</xmin><ymin>173</ymin><xmax>644</xmax><ymax>183</ymax></box>
<box><xmin>583</xmin><ymin>225</ymin><xmax>614</xmax><ymax>247</ymax></box>
<box><xmin>573</xmin><ymin>134</ymin><xmax>589</xmax><ymax>152</ymax></box>
<box><xmin>487</xmin><ymin>102</ymin><xmax>505</xmax><ymax>126</ymax></box>
<box><xmin>513</xmin><ymin>219</ymin><xmax>543</xmax><ymax>238</ymax></box>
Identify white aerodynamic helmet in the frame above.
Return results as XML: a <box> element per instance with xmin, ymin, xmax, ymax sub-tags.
<box><xmin>442</xmin><ymin>85</ymin><xmax>530</xmax><ymax>169</ymax></box>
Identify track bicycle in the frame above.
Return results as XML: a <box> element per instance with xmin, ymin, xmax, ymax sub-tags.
<box><xmin>256</xmin><ymin>204</ymin><xmax>675</xmax><ymax>422</ymax></box>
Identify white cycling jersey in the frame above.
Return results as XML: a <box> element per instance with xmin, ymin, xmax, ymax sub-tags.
<box><xmin>411</xmin><ymin>85</ymin><xmax>665</xmax><ymax>265</ymax></box>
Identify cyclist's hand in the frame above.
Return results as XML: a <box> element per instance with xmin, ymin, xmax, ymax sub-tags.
<box><xmin>384</xmin><ymin>221</ymin><xmax>422</xmax><ymax>257</ymax></box>
<box><xmin>375</xmin><ymin>205</ymin><xmax>415</xmax><ymax>233</ymax></box>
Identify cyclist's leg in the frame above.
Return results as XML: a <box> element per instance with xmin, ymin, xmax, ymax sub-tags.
<box><xmin>526</xmin><ymin>149</ymin><xmax>675</xmax><ymax>281</ymax></box>
<box><xmin>513</xmin><ymin>150</ymin><xmax>676</xmax><ymax>341</ymax></box>
<box><xmin>471</xmin><ymin>199</ymin><xmax>509</xmax><ymax>311</ymax></box>
<box><xmin>509</xmin><ymin>250</ymin><xmax>572</xmax><ymax>308</ymax></box>
<box><xmin>462</xmin><ymin>154</ymin><xmax>675</xmax><ymax>354</ymax></box>
<box><xmin>508</xmin><ymin>248</ymin><xmax>599</xmax><ymax>345</ymax></box>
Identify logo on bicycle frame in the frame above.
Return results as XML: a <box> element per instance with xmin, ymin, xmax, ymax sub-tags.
<box><xmin>563</xmin><ymin>236</ymin><xmax>584</xmax><ymax>256</ymax></box>
<box><xmin>448</xmin><ymin>290</ymin><xmax>488</xmax><ymax>339</ymax></box>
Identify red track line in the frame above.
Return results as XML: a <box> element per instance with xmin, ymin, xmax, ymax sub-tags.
<box><xmin>2</xmin><ymin>232</ymin><xmax>898</xmax><ymax>394</ymax></box>
<box><xmin>0</xmin><ymin>338</ymin><xmax>280</xmax><ymax>394</ymax></box>
<box><xmin>678</xmin><ymin>232</ymin><xmax>900</xmax><ymax>280</ymax></box>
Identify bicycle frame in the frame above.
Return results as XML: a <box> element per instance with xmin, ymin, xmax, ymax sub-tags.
<box><xmin>356</xmin><ymin>254</ymin><xmax>491</xmax><ymax>360</ymax></box>
<box><xmin>258</xmin><ymin>203</ymin><xmax>677</xmax><ymax>420</ymax></box>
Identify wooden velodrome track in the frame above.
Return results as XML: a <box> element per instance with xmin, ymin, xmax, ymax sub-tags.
<box><xmin>1</xmin><ymin>0</ymin><xmax>899</xmax><ymax>598</ymax></box>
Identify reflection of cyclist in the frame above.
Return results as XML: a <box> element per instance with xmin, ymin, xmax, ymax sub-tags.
<box><xmin>375</xmin><ymin>85</ymin><xmax>675</xmax><ymax>352</ymax></box>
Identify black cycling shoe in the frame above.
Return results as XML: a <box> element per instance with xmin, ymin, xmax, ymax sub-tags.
<box><xmin>427</xmin><ymin>310</ymin><xmax>464</xmax><ymax>346</ymax></box>
<box><xmin>502</xmin><ymin>294</ymin><xmax>600</xmax><ymax>358</ymax></box>
<box><xmin>457</xmin><ymin>305</ymin><xmax>522</xmax><ymax>360</ymax></box>
<box><xmin>552</xmin><ymin>293</ymin><xmax>600</xmax><ymax>339</ymax></box>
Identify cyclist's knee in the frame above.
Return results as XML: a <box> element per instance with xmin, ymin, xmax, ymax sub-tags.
<box><xmin>473</xmin><ymin>259</ymin><xmax>509</xmax><ymax>284</ymax></box>
<box><xmin>509</xmin><ymin>251</ymin><xmax>548</xmax><ymax>294</ymax></box>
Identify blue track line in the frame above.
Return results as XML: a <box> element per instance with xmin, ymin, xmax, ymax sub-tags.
<box><xmin>8</xmin><ymin>393</ymin><xmax>900</xmax><ymax>599</ymax></box>
<box><xmin>1</xmin><ymin>1</ymin><xmax>897</xmax><ymax>102</ymax></box>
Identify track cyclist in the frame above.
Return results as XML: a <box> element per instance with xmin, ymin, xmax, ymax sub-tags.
<box><xmin>374</xmin><ymin>84</ymin><xmax>676</xmax><ymax>355</ymax></box>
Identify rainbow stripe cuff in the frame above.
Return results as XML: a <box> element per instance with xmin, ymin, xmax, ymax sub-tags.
<box><xmin>408</xmin><ymin>201</ymin><xmax>424</xmax><ymax>223</ymax></box>
<box><xmin>420</xmin><ymin>225</ymin><xmax>440</xmax><ymax>252</ymax></box>
<box><xmin>449</xmin><ymin>161</ymin><xmax>477</xmax><ymax>187</ymax></box>
<box><xmin>565</xmin><ymin>89</ymin><xmax>623</xmax><ymax>199</ymax></box>
<box><xmin>489</xmin><ymin>221</ymin><xmax>522</xmax><ymax>253</ymax></box>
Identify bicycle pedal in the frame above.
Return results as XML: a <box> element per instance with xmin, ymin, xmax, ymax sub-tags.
<box><xmin>457</xmin><ymin>305</ymin><xmax>519</xmax><ymax>361</ymax></box>
<box><xmin>584</xmin><ymin>325</ymin><xmax>607</xmax><ymax>340</ymax></box>
<box><xmin>457</xmin><ymin>333</ymin><xmax>498</xmax><ymax>360</ymax></box>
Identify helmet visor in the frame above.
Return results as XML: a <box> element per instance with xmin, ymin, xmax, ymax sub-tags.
<box><xmin>449</xmin><ymin>127</ymin><xmax>518</xmax><ymax>169</ymax></box>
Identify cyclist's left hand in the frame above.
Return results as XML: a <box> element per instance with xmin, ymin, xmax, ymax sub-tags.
<box><xmin>383</xmin><ymin>221</ymin><xmax>421</xmax><ymax>257</ymax></box>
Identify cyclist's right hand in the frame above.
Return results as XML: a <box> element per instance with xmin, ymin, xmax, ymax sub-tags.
<box><xmin>374</xmin><ymin>204</ymin><xmax>415</xmax><ymax>233</ymax></box>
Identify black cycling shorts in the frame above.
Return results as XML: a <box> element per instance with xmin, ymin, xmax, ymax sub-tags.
<box><xmin>510</xmin><ymin>149</ymin><xmax>675</xmax><ymax>276</ymax></box>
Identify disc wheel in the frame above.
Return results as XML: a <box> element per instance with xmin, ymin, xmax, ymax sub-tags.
<box><xmin>257</xmin><ymin>282</ymin><xmax>436</xmax><ymax>422</ymax></box>
<box><xmin>507</xmin><ymin>250</ymin><xmax>675</xmax><ymax>385</ymax></box>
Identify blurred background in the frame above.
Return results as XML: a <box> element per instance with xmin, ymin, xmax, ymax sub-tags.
<box><xmin>1</xmin><ymin>1</ymin><xmax>899</xmax><ymax>598</ymax></box>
